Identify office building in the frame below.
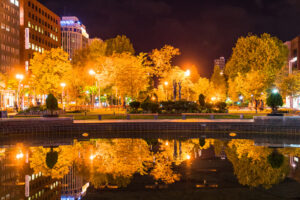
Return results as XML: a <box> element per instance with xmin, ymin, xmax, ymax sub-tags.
<box><xmin>19</xmin><ymin>0</ymin><xmax>61</xmax><ymax>71</ymax></box>
<box><xmin>285</xmin><ymin>36</ymin><xmax>299</xmax><ymax>71</ymax></box>
<box><xmin>0</xmin><ymin>0</ymin><xmax>20</xmax><ymax>73</ymax></box>
<box><xmin>61</xmin><ymin>164</ymin><xmax>89</xmax><ymax>200</ymax></box>
<box><xmin>61</xmin><ymin>16</ymin><xmax>89</xmax><ymax>59</ymax></box>
<box><xmin>214</xmin><ymin>56</ymin><xmax>226</xmax><ymax>71</ymax></box>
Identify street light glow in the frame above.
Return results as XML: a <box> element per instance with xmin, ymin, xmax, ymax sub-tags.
<box><xmin>184</xmin><ymin>69</ymin><xmax>191</xmax><ymax>77</ymax></box>
<box><xmin>291</xmin><ymin>57</ymin><xmax>297</xmax><ymax>63</ymax></box>
<box><xmin>16</xmin><ymin>152</ymin><xmax>24</xmax><ymax>159</ymax></box>
<box><xmin>186</xmin><ymin>155</ymin><xmax>191</xmax><ymax>160</ymax></box>
<box><xmin>164</xmin><ymin>81</ymin><xmax>168</xmax><ymax>86</ymax></box>
<box><xmin>60</xmin><ymin>83</ymin><xmax>66</xmax><ymax>87</ymax></box>
<box><xmin>89</xmin><ymin>69</ymin><xmax>96</xmax><ymax>75</ymax></box>
<box><xmin>16</xmin><ymin>74</ymin><xmax>24</xmax><ymax>80</ymax></box>
<box><xmin>272</xmin><ymin>88</ymin><xmax>279</xmax><ymax>94</ymax></box>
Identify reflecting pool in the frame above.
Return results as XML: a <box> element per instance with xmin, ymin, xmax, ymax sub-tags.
<box><xmin>1</xmin><ymin>137</ymin><xmax>300</xmax><ymax>200</ymax></box>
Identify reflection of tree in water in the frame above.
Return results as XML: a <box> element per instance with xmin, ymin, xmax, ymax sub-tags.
<box><xmin>29</xmin><ymin>146</ymin><xmax>75</xmax><ymax>179</ymax></box>
<box><xmin>225</xmin><ymin>139</ymin><xmax>289</xmax><ymax>189</ymax></box>
<box><xmin>74</xmin><ymin>138</ymin><xmax>208</xmax><ymax>187</ymax></box>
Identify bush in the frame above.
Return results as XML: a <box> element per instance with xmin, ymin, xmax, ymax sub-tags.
<box><xmin>161</xmin><ymin>101</ymin><xmax>199</xmax><ymax>114</ymax></box>
<box><xmin>215</xmin><ymin>102</ymin><xmax>228</xmax><ymax>113</ymax></box>
<box><xmin>46</xmin><ymin>94</ymin><xmax>58</xmax><ymax>115</ymax></box>
<box><xmin>198</xmin><ymin>94</ymin><xmax>206</xmax><ymax>108</ymax></box>
<box><xmin>267</xmin><ymin>151</ymin><xmax>284</xmax><ymax>169</ymax></box>
<box><xmin>267</xmin><ymin>93</ymin><xmax>283</xmax><ymax>113</ymax></box>
<box><xmin>129</xmin><ymin>101</ymin><xmax>140</xmax><ymax>110</ymax></box>
<box><xmin>18</xmin><ymin>105</ymin><xmax>47</xmax><ymax>114</ymax></box>
<box><xmin>141</xmin><ymin>102</ymin><xmax>160</xmax><ymax>113</ymax></box>
<box><xmin>46</xmin><ymin>148</ymin><xmax>58</xmax><ymax>169</ymax></box>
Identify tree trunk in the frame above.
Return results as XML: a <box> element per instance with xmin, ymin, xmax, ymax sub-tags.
<box><xmin>290</xmin><ymin>95</ymin><xmax>294</xmax><ymax>109</ymax></box>
<box><xmin>173</xmin><ymin>80</ymin><xmax>177</xmax><ymax>101</ymax></box>
<box><xmin>178</xmin><ymin>82</ymin><xmax>182</xmax><ymax>100</ymax></box>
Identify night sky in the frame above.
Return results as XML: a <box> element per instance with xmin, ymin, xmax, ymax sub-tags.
<box><xmin>40</xmin><ymin>0</ymin><xmax>300</xmax><ymax>77</ymax></box>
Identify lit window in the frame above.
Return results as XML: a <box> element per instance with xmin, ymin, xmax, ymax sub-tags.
<box><xmin>31</xmin><ymin>44</ymin><xmax>35</xmax><ymax>50</ymax></box>
<box><xmin>28</xmin><ymin>21</ymin><xmax>31</xmax><ymax>28</ymax></box>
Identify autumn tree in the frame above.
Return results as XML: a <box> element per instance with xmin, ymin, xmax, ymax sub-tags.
<box><xmin>104</xmin><ymin>53</ymin><xmax>149</xmax><ymax>100</ymax></box>
<box><xmin>226</xmin><ymin>139</ymin><xmax>289</xmax><ymax>189</ymax></box>
<box><xmin>149</xmin><ymin>45</ymin><xmax>180</xmax><ymax>87</ymax></box>
<box><xmin>225</xmin><ymin>33</ymin><xmax>288</xmax><ymax>101</ymax></box>
<box><xmin>276</xmin><ymin>70</ymin><xmax>300</xmax><ymax>108</ymax></box>
<box><xmin>193</xmin><ymin>77</ymin><xmax>210</xmax><ymax>100</ymax></box>
<box><xmin>30</xmin><ymin>48</ymin><xmax>72</xmax><ymax>96</ymax></box>
<box><xmin>30</xmin><ymin>146</ymin><xmax>75</xmax><ymax>179</ymax></box>
<box><xmin>105</xmin><ymin>35</ymin><xmax>135</xmax><ymax>56</ymax></box>
<box><xmin>210</xmin><ymin>65</ymin><xmax>227</xmax><ymax>101</ymax></box>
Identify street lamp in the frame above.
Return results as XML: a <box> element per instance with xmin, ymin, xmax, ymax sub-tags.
<box><xmin>60</xmin><ymin>83</ymin><xmax>66</xmax><ymax>110</ymax></box>
<box><xmin>164</xmin><ymin>81</ymin><xmax>169</xmax><ymax>101</ymax></box>
<box><xmin>184</xmin><ymin>69</ymin><xmax>191</xmax><ymax>77</ymax></box>
<box><xmin>289</xmin><ymin>57</ymin><xmax>297</xmax><ymax>74</ymax></box>
<box><xmin>89</xmin><ymin>69</ymin><xmax>101</xmax><ymax>108</ymax></box>
<box><xmin>16</xmin><ymin>74</ymin><xmax>24</xmax><ymax>111</ymax></box>
<box><xmin>272</xmin><ymin>88</ymin><xmax>279</xmax><ymax>94</ymax></box>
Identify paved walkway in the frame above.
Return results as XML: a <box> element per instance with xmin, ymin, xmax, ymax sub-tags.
<box><xmin>74</xmin><ymin>119</ymin><xmax>254</xmax><ymax>124</ymax></box>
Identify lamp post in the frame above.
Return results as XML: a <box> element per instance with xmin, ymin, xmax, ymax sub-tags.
<box><xmin>184</xmin><ymin>70</ymin><xmax>191</xmax><ymax>101</ymax></box>
<box><xmin>164</xmin><ymin>81</ymin><xmax>168</xmax><ymax>101</ymax></box>
<box><xmin>16</xmin><ymin>74</ymin><xmax>24</xmax><ymax>111</ymax></box>
<box><xmin>60</xmin><ymin>83</ymin><xmax>66</xmax><ymax>110</ymax></box>
<box><xmin>89</xmin><ymin>69</ymin><xmax>101</xmax><ymax>108</ymax></box>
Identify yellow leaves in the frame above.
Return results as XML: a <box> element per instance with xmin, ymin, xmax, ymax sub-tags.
<box><xmin>228</xmin><ymin>139</ymin><xmax>271</xmax><ymax>161</ymax></box>
<box><xmin>29</xmin><ymin>48</ymin><xmax>72</xmax><ymax>95</ymax></box>
<box><xmin>150</xmin><ymin>45</ymin><xmax>180</xmax><ymax>77</ymax></box>
<box><xmin>29</xmin><ymin>146</ymin><xmax>75</xmax><ymax>179</ymax></box>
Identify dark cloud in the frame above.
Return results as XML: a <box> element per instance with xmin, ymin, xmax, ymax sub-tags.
<box><xmin>40</xmin><ymin>0</ymin><xmax>300</xmax><ymax>77</ymax></box>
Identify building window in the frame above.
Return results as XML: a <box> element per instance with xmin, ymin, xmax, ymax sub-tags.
<box><xmin>28</xmin><ymin>1</ymin><xmax>30</xmax><ymax>7</ymax></box>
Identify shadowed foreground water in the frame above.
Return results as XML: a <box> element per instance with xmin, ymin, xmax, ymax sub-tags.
<box><xmin>1</xmin><ymin>136</ymin><xmax>300</xmax><ymax>200</ymax></box>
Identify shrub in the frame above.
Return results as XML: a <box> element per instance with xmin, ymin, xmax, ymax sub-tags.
<box><xmin>198</xmin><ymin>94</ymin><xmax>206</xmax><ymax>108</ymax></box>
<box><xmin>215</xmin><ymin>102</ymin><xmax>228</xmax><ymax>113</ymax></box>
<box><xmin>267</xmin><ymin>151</ymin><xmax>284</xmax><ymax>169</ymax></box>
<box><xmin>46</xmin><ymin>148</ymin><xmax>58</xmax><ymax>169</ymax></box>
<box><xmin>141</xmin><ymin>102</ymin><xmax>160</xmax><ymax>113</ymax></box>
<box><xmin>267</xmin><ymin>93</ymin><xmax>283</xmax><ymax>113</ymax></box>
<box><xmin>46</xmin><ymin>94</ymin><xmax>58</xmax><ymax>115</ymax></box>
<box><xmin>129</xmin><ymin>101</ymin><xmax>141</xmax><ymax>110</ymax></box>
<box><xmin>161</xmin><ymin>101</ymin><xmax>199</xmax><ymax>113</ymax></box>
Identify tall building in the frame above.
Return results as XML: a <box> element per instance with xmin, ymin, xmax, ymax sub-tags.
<box><xmin>214</xmin><ymin>56</ymin><xmax>226</xmax><ymax>71</ymax></box>
<box><xmin>61</xmin><ymin>16</ymin><xmax>89</xmax><ymax>59</ymax></box>
<box><xmin>0</xmin><ymin>0</ymin><xmax>20</xmax><ymax>73</ymax></box>
<box><xmin>61</xmin><ymin>164</ymin><xmax>89</xmax><ymax>200</ymax></box>
<box><xmin>19</xmin><ymin>0</ymin><xmax>61</xmax><ymax>71</ymax></box>
<box><xmin>285</xmin><ymin>36</ymin><xmax>300</xmax><ymax>71</ymax></box>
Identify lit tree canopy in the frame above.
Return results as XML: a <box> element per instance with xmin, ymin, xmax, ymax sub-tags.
<box><xmin>30</xmin><ymin>48</ymin><xmax>72</xmax><ymax>95</ymax></box>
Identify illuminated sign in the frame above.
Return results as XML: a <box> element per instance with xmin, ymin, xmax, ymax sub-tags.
<box><xmin>25</xmin><ymin>28</ymin><xmax>30</xmax><ymax>49</ymax></box>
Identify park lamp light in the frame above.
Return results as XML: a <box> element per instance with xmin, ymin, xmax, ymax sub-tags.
<box><xmin>60</xmin><ymin>83</ymin><xmax>66</xmax><ymax>88</ymax></box>
<box><xmin>184</xmin><ymin>69</ymin><xmax>191</xmax><ymax>77</ymax></box>
<box><xmin>89</xmin><ymin>69</ymin><xmax>96</xmax><ymax>76</ymax></box>
<box><xmin>272</xmin><ymin>88</ymin><xmax>279</xmax><ymax>94</ymax></box>
<box><xmin>239</xmin><ymin>95</ymin><xmax>244</xmax><ymax>101</ymax></box>
<box><xmin>164</xmin><ymin>81</ymin><xmax>169</xmax><ymax>86</ymax></box>
<box><xmin>16</xmin><ymin>74</ymin><xmax>24</xmax><ymax>80</ymax></box>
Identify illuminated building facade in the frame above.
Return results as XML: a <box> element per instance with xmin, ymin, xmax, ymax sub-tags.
<box><xmin>61</xmin><ymin>164</ymin><xmax>89</xmax><ymax>200</ymax></box>
<box><xmin>285</xmin><ymin>36</ymin><xmax>300</xmax><ymax>71</ymax></box>
<box><xmin>214</xmin><ymin>56</ymin><xmax>226</xmax><ymax>71</ymax></box>
<box><xmin>19</xmin><ymin>0</ymin><xmax>61</xmax><ymax>71</ymax></box>
<box><xmin>61</xmin><ymin>16</ymin><xmax>89</xmax><ymax>59</ymax></box>
<box><xmin>0</xmin><ymin>0</ymin><xmax>20</xmax><ymax>73</ymax></box>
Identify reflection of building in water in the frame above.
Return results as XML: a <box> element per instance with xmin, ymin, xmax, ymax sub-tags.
<box><xmin>0</xmin><ymin>147</ymin><xmax>61</xmax><ymax>200</ymax></box>
<box><xmin>61</xmin><ymin>164</ymin><xmax>89</xmax><ymax>200</ymax></box>
<box><xmin>0</xmin><ymin>148</ymin><xmax>23</xmax><ymax>199</ymax></box>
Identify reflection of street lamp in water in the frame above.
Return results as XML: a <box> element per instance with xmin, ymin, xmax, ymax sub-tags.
<box><xmin>16</xmin><ymin>74</ymin><xmax>24</xmax><ymax>111</ymax></box>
